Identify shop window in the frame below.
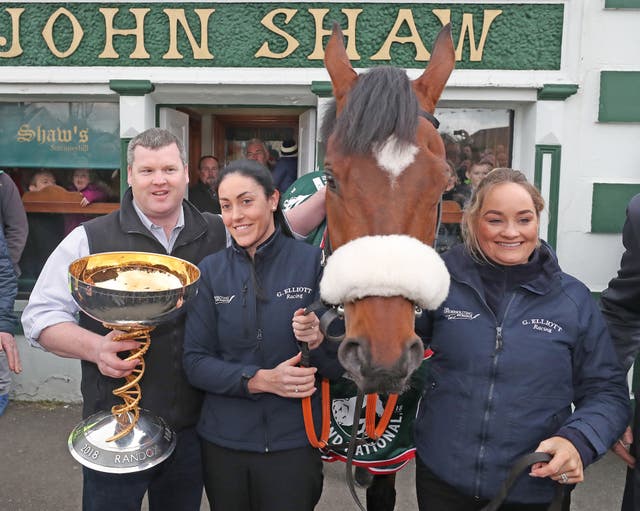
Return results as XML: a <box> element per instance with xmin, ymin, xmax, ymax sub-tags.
<box><xmin>435</xmin><ymin>107</ymin><xmax>513</xmax><ymax>252</ymax></box>
<box><xmin>0</xmin><ymin>102</ymin><xmax>120</xmax><ymax>296</ymax></box>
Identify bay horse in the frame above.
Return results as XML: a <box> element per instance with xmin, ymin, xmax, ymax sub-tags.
<box><xmin>319</xmin><ymin>24</ymin><xmax>455</xmax><ymax>395</ymax></box>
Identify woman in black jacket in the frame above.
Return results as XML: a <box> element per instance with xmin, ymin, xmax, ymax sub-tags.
<box><xmin>184</xmin><ymin>159</ymin><xmax>340</xmax><ymax>511</ymax></box>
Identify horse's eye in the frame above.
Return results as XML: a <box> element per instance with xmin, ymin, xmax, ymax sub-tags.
<box><xmin>324</xmin><ymin>170</ymin><xmax>338</xmax><ymax>191</ymax></box>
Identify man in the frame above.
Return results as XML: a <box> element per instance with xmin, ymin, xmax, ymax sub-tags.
<box><xmin>0</xmin><ymin>228</ymin><xmax>20</xmax><ymax>416</ymax></box>
<box><xmin>245</xmin><ymin>138</ymin><xmax>269</xmax><ymax>167</ymax></box>
<box><xmin>272</xmin><ymin>139</ymin><xmax>299</xmax><ymax>194</ymax></box>
<box><xmin>601</xmin><ymin>193</ymin><xmax>640</xmax><ymax>511</ymax></box>
<box><xmin>188</xmin><ymin>155</ymin><xmax>220</xmax><ymax>214</ymax></box>
<box><xmin>0</xmin><ymin>170</ymin><xmax>27</xmax><ymax>415</ymax></box>
<box><xmin>21</xmin><ymin>128</ymin><xmax>227</xmax><ymax>511</ymax></box>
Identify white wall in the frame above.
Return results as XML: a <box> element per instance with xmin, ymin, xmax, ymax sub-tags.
<box><xmin>554</xmin><ymin>3</ymin><xmax>640</xmax><ymax>289</ymax></box>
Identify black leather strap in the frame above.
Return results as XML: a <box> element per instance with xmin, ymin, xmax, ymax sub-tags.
<box><xmin>345</xmin><ymin>390</ymin><xmax>367</xmax><ymax>511</ymax></box>
<box><xmin>480</xmin><ymin>452</ymin><xmax>565</xmax><ymax>511</ymax></box>
<box><xmin>419</xmin><ymin>109</ymin><xmax>440</xmax><ymax>129</ymax></box>
<box><xmin>304</xmin><ymin>300</ymin><xmax>345</xmax><ymax>344</ymax></box>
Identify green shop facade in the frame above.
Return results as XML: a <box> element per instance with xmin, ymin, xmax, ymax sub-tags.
<box><xmin>1</xmin><ymin>0</ymin><xmax>639</xmax><ymax>310</ymax></box>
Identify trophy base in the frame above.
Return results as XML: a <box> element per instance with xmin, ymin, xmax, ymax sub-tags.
<box><xmin>68</xmin><ymin>409</ymin><xmax>177</xmax><ymax>474</ymax></box>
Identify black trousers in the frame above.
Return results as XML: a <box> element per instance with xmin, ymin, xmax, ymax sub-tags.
<box><xmin>366</xmin><ymin>473</ymin><xmax>397</xmax><ymax>511</ymax></box>
<box><xmin>201</xmin><ymin>440</ymin><xmax>323</xmax><ymax>511</ymax></box>
<box><xmin>415</xmin><ymin>455</ymin><xmax>570</xmax><ymax>511</ymax></box>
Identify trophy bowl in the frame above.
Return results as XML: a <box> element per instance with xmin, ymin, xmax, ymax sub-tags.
<box><xmin>67</xmin><ymin>251</ymin><xmax>200</xmax><ymax>473</ymax></box>
<box><xmin>69</xmin><ymin>251</ymin><xmax>200</xmax><ymax>326</ymax></box>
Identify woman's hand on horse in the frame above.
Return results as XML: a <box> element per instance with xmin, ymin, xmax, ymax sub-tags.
<box><xmin>248</xmin><ymin>353</ymin><xmax>317</xmax><ymax>398</ymax></box>
<box><xmin>292</xmin><ymin>308</ymin><xmax>324</xmax><ymax>349</ymax></box>
<box><xmin>529</xmin><ymin>436</ymin><xmax>584</xmax><ymax>484</ymax></box>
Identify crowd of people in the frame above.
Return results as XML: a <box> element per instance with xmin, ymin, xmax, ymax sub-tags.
<box><xmin>4</xmin><ymin>126</ymin><xmax>639</xmax><ymax>511</ymax></box>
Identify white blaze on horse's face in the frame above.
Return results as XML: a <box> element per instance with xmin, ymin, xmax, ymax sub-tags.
<box><xmin>373</xmin><ymin>135</ymin><xmax>419</xmax><ymax>180</ymax></box>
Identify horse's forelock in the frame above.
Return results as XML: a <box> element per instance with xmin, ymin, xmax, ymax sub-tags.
<box><xmin>332</xmin><ymin>67</ymin><xmax>419</xmax><ymax>155</ymax></box>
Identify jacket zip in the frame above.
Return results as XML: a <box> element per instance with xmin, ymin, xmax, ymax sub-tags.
<box><xmin>473</xmin><ymin>292</ymin><xmax>517</xmax><ymax>499</ymax></box>
<box><xmin>251</xmin><ymin>256</ymin><xmax>270</xmax><ymax>453</ymax></box>
<box><xmin>241</xmin><ymin>282</ymin><xmax>249</xmax><ymax>338</ymax></box>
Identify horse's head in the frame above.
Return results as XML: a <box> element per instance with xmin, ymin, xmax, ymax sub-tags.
<box><xmin>320</xmin><ymin>24</ymin><xmax>455</xmax><ymax>394</ymax></box>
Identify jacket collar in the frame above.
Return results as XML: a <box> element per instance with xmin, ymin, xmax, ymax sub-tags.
<box><xmin>118</xmin><ymin>187</ymin><xmax>210</xmax><ymax>247</ymax></box>
<box><xmin>443</xmin><ymin>240</ymin><xmax>561</xmax><ymax>296</ymax></box>
<box><xmin>231</xmin><ymin>227</ymin><xmax>284</xmax><ymax>262</ymax></box>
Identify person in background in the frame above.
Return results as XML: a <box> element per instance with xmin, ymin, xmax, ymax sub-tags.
<box><xmin>272</xmin><ymin>139</ymin><xmax>299</xmax><ymax>194</ymax></box>
<box><xmin>28</xmin><ymin>169</ymin><xmax>56</xmax><ymax>192</ymax></box>
<box><xmin>183</xmin><ymin>159</ymin><xmax>342</xmax><ymax>511</ymax></box>
<box><xmin>245</xmin><ymin>138</ymin><xmax>270</xmax><ymax>167</ymax></box>
<box><xmin>188</xmin><ymin>155</ymin><xmax>221</xmax><ymax>214</ymax></box>
<box><xmin>0</xmin><ymin>174</ymin><xmax>24</xmax><ymax>415</ymax></box>
<box><xmin>21</xmin><ymin>128</ymin><xmax>228</xmax><ymax>511</ymax></box>
<box><xmin>414</xmin><ymin>168</ymin><xmax>629</xmax><ymax>510</ymax></box>
<box><xmin>437</xmin><ymin>161</ymin><xmax>463</xmax><ymax>254</ymax></box>
<box><xmin>19</xmin><ymin>170</ymin><xmax>64</xmax><ymax>286</ymax></box>
<box><xmin>64</xmin><ymin>168</ymin><xmax>110</xmax><ymax>235</ymax></box>
<box><xmin>441</xmin><ymin>160</ymin><xmax>466</xmax><ymax>209</ymax></box>
<box><xmin>455</xmin><ymin>160</ymin><xmax>493</xmax><ymax>207</ymax></box>
<box><xmin>0</xmin><ymin>170</ymin><xmax>28</xmax><ymax>277</ymax></box>
<box><xmin>600</xmin><ymin>193</ymin><xmax>640</xmax><ymax>511</ymax></box>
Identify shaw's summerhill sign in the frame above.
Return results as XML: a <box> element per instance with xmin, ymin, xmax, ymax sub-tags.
<box><xmin>0</xmin><ymin>3</ymin><xmax>563</xmax><ymax>69</ymax></box>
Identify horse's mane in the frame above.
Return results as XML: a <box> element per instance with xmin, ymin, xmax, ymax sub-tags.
<box><xmin>323</xmin><ymin>67</ymin><xmax>419</xmax><ymax>155</ymax></box>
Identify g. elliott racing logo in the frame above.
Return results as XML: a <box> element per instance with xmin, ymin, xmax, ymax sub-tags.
<box><xmin>522</xmin><ymin>318</ymin><xmax>563</xmax><ymax>334</ymax></box>
<box><xmin>276</xmin><ymin>286</ymin><xmax>313</xmax><ymax>300</ymax></box>
<box><xmin>214</xmin><ymin>295</ymin><xmax>235</xmax><ymax>304</ymax></box>
<box><xmin>443</xmin><ymin>307</ymin><xmax>480</xmax><ymax>320</ymax></box>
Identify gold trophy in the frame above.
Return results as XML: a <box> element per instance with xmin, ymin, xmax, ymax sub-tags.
<box><xmin>67</xmin><ymin>252</ymin><xmax>200</xmax><ymax>473</ymax></box>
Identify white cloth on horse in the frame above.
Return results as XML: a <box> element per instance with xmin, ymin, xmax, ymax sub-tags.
<box><xmin>320</xmin><ymin>234</ymin><xmax>450</xmax><ymax>310</ymax></box>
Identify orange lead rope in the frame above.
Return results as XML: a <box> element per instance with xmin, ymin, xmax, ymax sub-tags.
<box><xmin>365</xmin><ymin>393</ymin><xmax>399</xmax><ymax>440</ymax></box>
<box><xmin>302</xmin><ymin>378</ymin><xmax>331</xmax><ymax>448</ymax></box>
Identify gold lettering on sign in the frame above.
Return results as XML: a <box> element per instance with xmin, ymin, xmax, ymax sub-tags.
<box><xmin>431</xmin><ymin>9</ymin><xmax>451</xmax><ymax>26</ymax></box>
<box><xmin>371</xmin><ymin>9</ymin><xmax>430</xmax><ymax>61</ymax></box>
<box><xmin>42</xmin><ymin>7</ymin><xmax>84</xmax><ymax>58</ymax></box>
<box><xmin>255</xmin><ymin>8</ymin><xmax>299</xmax><ymax>59</ymax></box>
<box><xmin>0</xmin><ymin>8</ymin><xmax>24</xmax><ymax>58</ymax></box>
<box><xmin>17</xmin><ymin>124</ymin><xmax>90</xmax><ymax>152</ymax></box>
<box><xmin>454</xmin><ymin>10</ymin><xmax>502</xmax><ymax>61</ymax></box>
<box><xmin>307</xmin><ymin>8</ymin><xmax>362</xmax><ymax>60</ymax></box>
<box><xmin>163</xmin><ymin>8</ymin><xmax>215</xmax><ymax>60</ymax></box>
<box><xmin>99</xmin><ymin>8</ymin><xmax>150</xmax><ymax>59</ymax></box>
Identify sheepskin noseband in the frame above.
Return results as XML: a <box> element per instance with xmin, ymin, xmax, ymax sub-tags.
<box><xmin>319</xmin><ymin>235</ymin><xmax>450</xmax><ymax>310</ymax></box>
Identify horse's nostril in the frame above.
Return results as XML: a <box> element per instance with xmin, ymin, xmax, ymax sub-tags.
<box><xmin>338</xmin><ymin>339</ymin><xmax>366</xmax><ymax>371</ymax></box>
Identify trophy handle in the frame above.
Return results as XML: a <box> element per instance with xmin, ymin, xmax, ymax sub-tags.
<box><xmin>102</xmin><ymin>324</ymin><xmax>154</xmax><ymax>442</ymax></box>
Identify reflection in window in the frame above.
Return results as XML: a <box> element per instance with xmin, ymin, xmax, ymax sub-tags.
<box><xmin>434</xmin><ymin>108</ymin><xmax>514</xmax><ymax>253</ymax></box>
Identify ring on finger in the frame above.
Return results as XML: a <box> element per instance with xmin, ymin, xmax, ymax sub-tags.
<box><xmin>560</xmin><ymin>473</ymin><xmax>568</xmax><ymax>484</ymax></box>
<box><xmin>295</xmin><ymin>385</ymin><xmax>299</xmax><ymax>393</ymax></box>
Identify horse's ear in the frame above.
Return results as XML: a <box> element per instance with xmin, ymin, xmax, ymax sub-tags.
<box><xmin>412</xmin><ymin>24</ymin><xmax>455</xmax><ymax>113</ymax></box>
<box><xmin>324</xmin><ymin>23</ymin><xmax>358</xmax><ymax>114</ymax></box>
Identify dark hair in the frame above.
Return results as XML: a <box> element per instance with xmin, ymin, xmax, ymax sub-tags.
<box><xmin>331</xmin><ymin>66</ymin><xmax>418</xmax><ymax>154</ymax></box>
<box><xmin>199</xmin><ymin>155</ymin><xmax>219</xmax><ymax>168</ymax></box>
<box><xmin>216</xmin><ymin>159</ymin><xmax>292</xmax><ymax>237</ymax></box>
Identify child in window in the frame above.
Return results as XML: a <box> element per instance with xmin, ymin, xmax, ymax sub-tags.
<box><xmin>64</xmin><ymin>168</ymin><xmax>109</xmax><ymax>235</ymax></box>
<box><xmin>28</xmin><ymin>169</ymin><xmax>56</xmax><ymax>192</ymax></box>
<box><xmin>19</xmin><ymin>170</ymin><xmax>65</xmax><ymax>287</ymax></box>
